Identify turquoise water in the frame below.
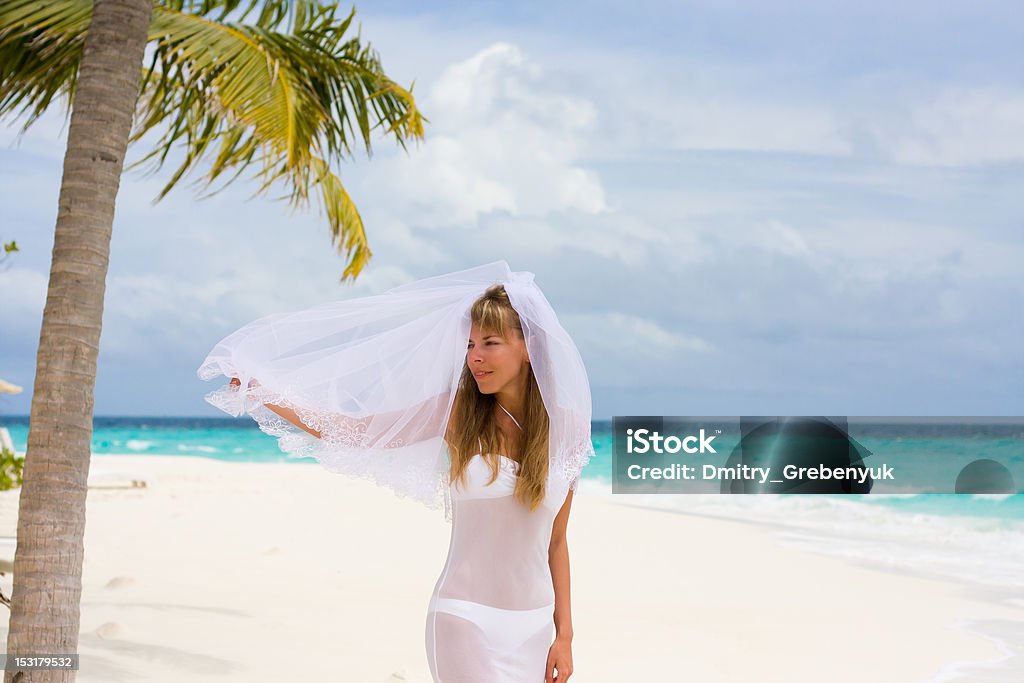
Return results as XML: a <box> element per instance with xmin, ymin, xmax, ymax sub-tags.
<box><xmin>2</xmin><ymin>416</ymin><xmax>1021</xmax><ymax>521</ymax></box>
<box><xmin>3</xmin><ymin>415</ymin><xmax>1023</xmax><ymax>592</ymax></box>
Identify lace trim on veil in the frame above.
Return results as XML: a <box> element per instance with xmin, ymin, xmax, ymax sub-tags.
<box><xmin>201</xmin><ymin>378</ymin><xmax>455</xmax><ymax>521</ymax></box>
<box><xmin>200</xmin><ymin>369</ymin><xmax>590</xmax><ymax>520</ymax></box>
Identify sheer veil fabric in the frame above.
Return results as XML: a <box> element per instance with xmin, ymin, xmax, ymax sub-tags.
<box><xmin>197</xmin><ymin>260</ymin><xmax>596</xmax><ymax>522</ymax></box>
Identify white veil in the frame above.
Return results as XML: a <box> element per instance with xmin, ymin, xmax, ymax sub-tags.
<box><xmin>196</xmin><ymin>260</ymin><xmax>595</xmax><ymax>521</ymax></box>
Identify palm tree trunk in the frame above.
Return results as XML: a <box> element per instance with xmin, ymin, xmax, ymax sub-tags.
<box><xmin>4</xmin><ymin>1</ymin><xmax>153</xmax><ymax>681</ymax></box>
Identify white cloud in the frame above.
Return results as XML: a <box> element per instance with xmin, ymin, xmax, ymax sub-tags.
<box><xmin>562</xmin><ymin>52</ymin><xmax>856</xmax><ymax>158</ymax></box>
<box><xmin>360</xmin><ymin>42</ymin><xmax>608</xmax><ymax>226</ymax></box>
<box><xmin>561</xmin><ymin>310</ymin><xmax>717</xmax><ymax>389</ymax></box>
<box><xmin>665</xmin><ymin>100</ymin><xmax>852</xmax><ymax>156</ymax></box>
<box><xmin>892</xmin><ymin>86</ymin><xmax>1024</xmax><ymax>166</ymax></box>
<box><xmin>0</xmin><ymin>266</ymin><xmax>46</xmax><ymax>335</ymax></box>
<box><xmin>469</xmin><ymin>212</ymin><xmax>678</xmax><ymax>268</ymax></box>
<box><xmin>804</xmin><ymin>218</ymin><xmax>1024</xmax><ymax>285</ymax></box>
<box><xmin>0</xmin><ymin>107</ymin><xmax>70</xmax><ymax>161</ymax></box>
<box><xmin>566</xmin><ymin>310</ymin><xmax>715</xmax><ymax>355</ymax></box>
<box><xmin>743</xmin><ymin>220</ymin><xmax>813</xmax><ymax>259</ymax></box>
<box><xmin>2</xmin><ymin>12</ymin><xmax>1022</xmax><ymax>416</ymax></box>
<box><xmin>554</xmin><ymin>42</ymin><xmax>1024</xmax><ymax>167</ymax></box>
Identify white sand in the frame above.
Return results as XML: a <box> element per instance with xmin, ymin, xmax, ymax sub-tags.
<box><xmin>1</xmin><ymin>454</ymin><xmax>1022</xmax><ymax>682</ymax></box>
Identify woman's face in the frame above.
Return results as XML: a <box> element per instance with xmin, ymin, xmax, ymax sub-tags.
<box><xmin>466</xmin><ymin>322</ymin><xmax>529</xmax><ymax>395</ymax></box>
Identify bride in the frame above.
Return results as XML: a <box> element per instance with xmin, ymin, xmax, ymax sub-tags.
<box><xmin>203</xmin><ymin>261</ymin><xmax>593</xmax><ymax>682</ymax></box>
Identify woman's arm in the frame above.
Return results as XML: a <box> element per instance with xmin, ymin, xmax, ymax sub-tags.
<box><xmin>230</xmin><ymin>377</ymin><xmax>450</xmax><ymax>446</ymax></box>
<box><xmin>230</xmin><ymin>377</ymin><xmax>322</xmax><ymax>438</ymax></box>
<box><xmin>546</xmin><ymin>489</ymin><xmax>575</xmax><ymax>682</ymax></box>
<box><xmin>263</xmin><ymin>403</ymin><xmax>323</xmax><ymax>438</ymax></box>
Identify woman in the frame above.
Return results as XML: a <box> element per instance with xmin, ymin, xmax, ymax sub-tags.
<box><xmin>200</xmin><ymin>261</ymin><xmax>593</xmax><ymax>682</ymax></box>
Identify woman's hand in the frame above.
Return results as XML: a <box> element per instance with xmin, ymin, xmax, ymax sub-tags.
<box><xmin>545</xmin><ymin>635</ymin><xmax>573</xmax><ymax>682</ymax></box>
<box><xmin>229</xmin><ymin>377</ymin><xmax>259</xmax><ymax>389</ymax></box>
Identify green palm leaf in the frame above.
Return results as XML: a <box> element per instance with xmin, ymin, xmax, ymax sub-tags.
<box><xmin>0</xmin><ymin>0</ymin><xmax>425</xmax><ymax>280</ymax></box>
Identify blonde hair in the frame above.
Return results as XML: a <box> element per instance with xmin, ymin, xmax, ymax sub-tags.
<box><xmin>447</xmin><ymin>284</ymin><xmax>550</xmax><ymax>511</ymax></box>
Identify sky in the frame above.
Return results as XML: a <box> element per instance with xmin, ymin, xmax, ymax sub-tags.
<box><xmin>1</xmin><ymin>0</ymin><xmax>1022</xmax><ymax>420</ymax></box>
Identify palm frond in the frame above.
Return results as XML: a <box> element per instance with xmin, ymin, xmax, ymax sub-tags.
<box><xmin>0</xmin><ymin>0</ymin><xmax>91</xmax><ymax>133</ymax></box>
<box><xmin>0</xmin><ymin>0</ymin><xmax>426</xmax><ymax>281</ymax></box>
<box><xmin>308</xmin><ymin>155</ymin><xmax>371</xmax><ymax>282</ymax></box>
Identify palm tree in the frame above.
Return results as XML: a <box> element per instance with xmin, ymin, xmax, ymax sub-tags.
<box><xmin>0</xmin><ymin>1</ymin><xmax>425</xmax><ymax>678</ymax></box>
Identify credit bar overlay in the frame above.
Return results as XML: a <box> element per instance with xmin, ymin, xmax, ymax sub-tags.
<box><xmin>611</xmin><ymin>416</ymin><xmax>1024</xmax><ymax>494</ymax></box>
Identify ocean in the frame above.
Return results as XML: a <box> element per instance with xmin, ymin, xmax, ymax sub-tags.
<box><xmin>2</xmin><ymin>415</ymin><xmax>1023</xmax><ymax>595</ymax></box>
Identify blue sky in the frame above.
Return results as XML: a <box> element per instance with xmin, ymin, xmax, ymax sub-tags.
<box><xmin>1</xmin><ymin>1</ymin><xmax>1022</xmax><ymax>419</ymax></box>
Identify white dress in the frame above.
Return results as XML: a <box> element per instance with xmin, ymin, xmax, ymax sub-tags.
<box><xmin>424</xmin><ymin>447</ymin><xmax>572</xmax><ymax>682</ymax></box>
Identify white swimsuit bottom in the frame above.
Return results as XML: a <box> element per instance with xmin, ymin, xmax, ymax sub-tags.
<box><xmin>425</xmin><ymin>597</ymin><xmax>555</xmax><ymax>682</ymax></box>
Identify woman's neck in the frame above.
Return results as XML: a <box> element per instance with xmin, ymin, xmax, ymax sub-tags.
<box><xmin>494</xmin><ymin>376</ymin><xmax>527</xmax><ymax>425</ymax></box>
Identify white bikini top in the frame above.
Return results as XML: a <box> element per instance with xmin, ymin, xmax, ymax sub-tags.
<box><xmin>474</xmin><ymin>400</ymin><xmax>523</xmax><ymax>468</ymax></box>
<box><xmin>450</xmin><ymin>402</ymin><xmax>569</xmax><ymax>509</ymax></box>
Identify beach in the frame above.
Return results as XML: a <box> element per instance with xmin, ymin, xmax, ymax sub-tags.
<box><xmin>1</xmin><ymin>453</ymin><xmax>1022</xmax><ymax>682</ymax></box>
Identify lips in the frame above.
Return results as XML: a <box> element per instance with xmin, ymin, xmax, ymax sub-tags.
<box><xmin>473</xmin><ymin>371</ymin><xmax>493</xmax><ymax>378</ymax></box>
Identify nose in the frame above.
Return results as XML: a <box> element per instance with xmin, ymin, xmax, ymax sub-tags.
<box><xmin>467</xmin><ymin>345</ymin><xmax>484</xmax><ymax>364</ymax></box>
